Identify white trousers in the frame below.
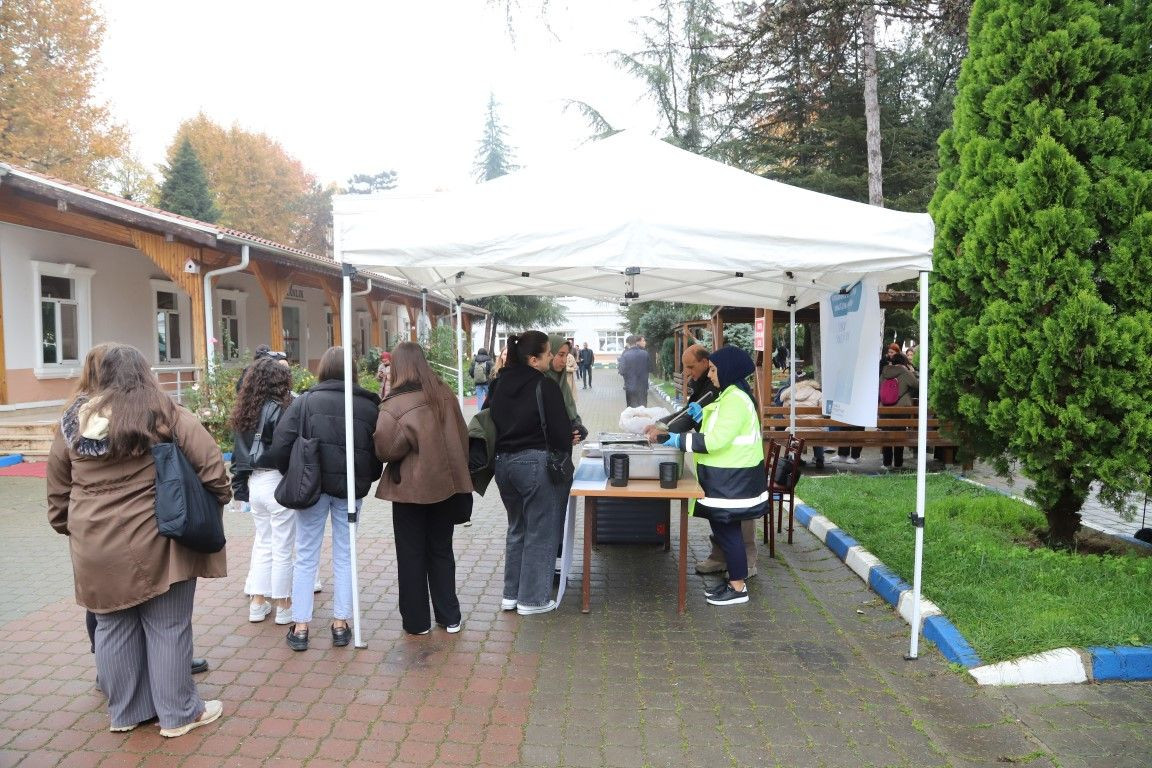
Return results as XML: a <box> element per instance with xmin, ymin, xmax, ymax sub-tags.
<box><xmin>244</xmin><ymin>469</ymin><xmax>296</xmax><ymax>599</ymax></box>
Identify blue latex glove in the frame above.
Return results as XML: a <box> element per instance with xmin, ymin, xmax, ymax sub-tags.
<box><xmin>686</xmin><ymin>402</ymin><xmax>704</xmax><ymax>423</ymax></box>
<box><xmin>661</xmin><ymin>432</ymin><xmax>683</xmax><ymax>450</ymax></box>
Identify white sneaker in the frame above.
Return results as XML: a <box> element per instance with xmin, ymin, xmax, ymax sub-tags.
<box><xmin>517</xmin><ymin>600</ymin><xmax>557</xmax><ymax>616</ymax></box>
<box><xmin>274</xmin><ymin>606</ymin><xmax>293</xmax><ymax>625</ymax></box>
<box><xmin>825</xmin><ymin>454</ymin><xmax>842</xmax><ymax>463</ymax></box>
<box><xmin>248</xmin><ymin>602</ymin><xmax>272</xmax><ymax>622</ymax></box>
<box><xmin>160</xmin><ymin>700</ymin><xmax>223</xmax><ymax>738</ymax></box>
<box><xmin>845</xmin><ymin>457</ymin><xmax>859</xmax><ymax>465</ymax></box>
<box><xmin>500</xmin><ymin>598</ymin><xmax>517</xmax><ymax>611</ymax></box>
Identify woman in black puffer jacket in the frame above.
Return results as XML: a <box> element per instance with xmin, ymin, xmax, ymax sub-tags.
<box><xmin>268</xmin><ymin>347</ymin><xmax>383</xmax><ymax>651</ymax></box>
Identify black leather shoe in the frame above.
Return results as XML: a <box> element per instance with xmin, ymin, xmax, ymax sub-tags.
<box><xmin>286</xmin><ymin>627</ymin><xmax>309</xmax><ymax>652</ymax></box>
<box><xmin>190</xmin><ymin>657</ymin><xmax>209</xmax><ymax>675</ymax></box>
<box><xmin>331</xmin><ymin>624</ymin><xmax>351</xmax><ymax>648</ymax></box>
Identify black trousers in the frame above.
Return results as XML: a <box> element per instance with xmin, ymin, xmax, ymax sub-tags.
<box><xmin>392</xmin><ymin>500</ymin><xmax>461</xmax><ymax>634</ymax></box>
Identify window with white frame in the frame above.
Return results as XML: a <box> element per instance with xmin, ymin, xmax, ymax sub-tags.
<box><xmin>217</xmin><ymin>289</ymin><xmax>246</xmax><ymax>360</ymax></box>
<box><xmin>32</xmin><ymin>261</ymin><xmax>94</xmax><ymax>375</ymax></box>
<box><xmin>151</xmin><ymin>280</ymin><xmax>189</xmax><ymax>365</ymax></box>
<box><xmin>597</xmin><ymin>329</ymin><xmax>628</xmax><ymax>354</ymax></box>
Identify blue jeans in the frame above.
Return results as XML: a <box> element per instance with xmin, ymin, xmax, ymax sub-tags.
<box><xmin>495</xmin><ymin>450</ymin><xmax>569</xmax><ymax>608</ymax></box>
<box><xmin>291</xmin><ymin>493</ymin><xmax>359</xmax><ymax>624</ymax></box>
<box><xmin>475</xmin><ymin>383</ymin><xmax>489</xmax><ymax>408</ymax></box>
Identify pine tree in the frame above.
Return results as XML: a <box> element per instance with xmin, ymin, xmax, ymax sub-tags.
<box><xmin>157</xmin><ymin>138</ymin><xmax>220</xmax><ymax>222</ymax></box>
<box><xmin>473</xmin><ymin>94</ymin><xmax>518</xmax><ymax>182</ymax></box>
<box><xmin>929</xmin><ymin>0</ymin><xmax>1152</xmax><ymax>546</ymax></box>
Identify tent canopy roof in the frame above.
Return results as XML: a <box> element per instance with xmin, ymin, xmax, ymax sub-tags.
<box><xmin>333</xmin><ymin>132</ymin><xmax>933</xmax><ymax>311</ymax></box>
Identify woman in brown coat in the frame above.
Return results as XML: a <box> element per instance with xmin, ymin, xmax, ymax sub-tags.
<box><xmin>374</xmin><ymin>342</ymin><xmax>473</xmax><ymax>635</ymax></box>
<box><xmin>46</xmin><ymin>344</ymin><xmax>231</xmax><ymax>737</ymax></box>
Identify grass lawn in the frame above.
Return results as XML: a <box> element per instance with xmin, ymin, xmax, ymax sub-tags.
<box><xmin>795</xmin><ymin>473</ymin><xmax>1152</xmax><ymax>665</ymax></box>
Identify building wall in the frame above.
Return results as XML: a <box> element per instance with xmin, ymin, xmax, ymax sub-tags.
<box><xmin>471</xmin><ymin>297</ymin><xmax>627</xmax><ymax>363</ymax></box>
<box><xmin>0</xmin><ymin>221</ymin><xmax>412</xmax><ymax>407</ymax></box>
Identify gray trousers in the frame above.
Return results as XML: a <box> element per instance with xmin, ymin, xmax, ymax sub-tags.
<box><xmin>94</xmin><ymin>578</ymin><xmax>204</xmax><ymax>730</ymax></box>
<box><xmin>495</xmin><ymin>450</ymin><xmax>569</xmax><ymax>607</ymax></box>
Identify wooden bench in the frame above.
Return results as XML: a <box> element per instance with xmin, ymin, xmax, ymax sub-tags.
<box><xmin>761</xmin><ymin>405</ymin><xmax>961</xmax><ymax>465</ymax></box>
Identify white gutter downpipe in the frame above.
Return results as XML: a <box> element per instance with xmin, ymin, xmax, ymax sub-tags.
<box><xmin>204</xmin><ymin>244</ymin><xmax>250</xmax><ymax>373</ymax></box>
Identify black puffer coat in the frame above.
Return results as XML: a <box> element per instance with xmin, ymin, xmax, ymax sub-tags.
<box><xmin>268</xmin><ymin>379</ymin><xmax>383</xmax><ymax>499</ymax></box>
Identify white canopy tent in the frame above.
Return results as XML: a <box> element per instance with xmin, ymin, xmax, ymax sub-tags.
<box><xmin>330</xmin><ymin>132</ymin><xmax>935</xmax><ymax>656</ymax></box>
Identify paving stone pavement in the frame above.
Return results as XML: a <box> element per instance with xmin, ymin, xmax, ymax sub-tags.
<box><xmin>0</xmin><ymin>371</ymin><xmax>1148</xmax><ymax>767</ymax></box>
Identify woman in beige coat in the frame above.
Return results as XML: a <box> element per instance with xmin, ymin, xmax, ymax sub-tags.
<box><xmin>374</xmin><ymin>342</ymin><xmax>473</xmax><ymax>635</ymax></box>
<box><xmin>46</xmin><ymin>344</ymin><xmax>231</xmax><ymax>737</ymax></box>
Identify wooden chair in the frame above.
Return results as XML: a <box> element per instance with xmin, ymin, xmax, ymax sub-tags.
<box><xmin>764</xmin><ymin>435</ymin><xmax>804</xmax><ymax>557</ymax></box>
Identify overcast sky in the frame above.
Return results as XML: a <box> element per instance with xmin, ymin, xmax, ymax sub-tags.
<box><xmin>94</xmin><ymin>0</ymin><xmax>666</xmax><ymax>191</ymax></box>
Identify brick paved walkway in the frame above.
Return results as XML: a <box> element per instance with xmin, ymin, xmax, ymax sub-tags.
<box><xmin>1</xmin><ymin>370</ymin><xmax>1149</xmax><ymax>767</ymax></box>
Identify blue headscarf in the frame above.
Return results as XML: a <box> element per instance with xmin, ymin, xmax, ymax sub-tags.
<box><xmin>709</xmin><ymin>346</ymin><xmax>756</xmax><ymax>399</ymax></box>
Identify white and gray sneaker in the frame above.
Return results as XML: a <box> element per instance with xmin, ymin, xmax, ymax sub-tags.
<box><xmin>517</xmin><ymin>600</ymin><xmax>558</xmax><ymax>616</ymax></box>
<box><xmin>706</xmin><ymin>584</ymin><xmax>749</xmax><ymax>606</ymax></box>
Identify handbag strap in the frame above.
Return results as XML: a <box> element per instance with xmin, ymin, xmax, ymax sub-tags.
<box><xmin>534</xmin><ymin>379</ymin><xmax>551</xmax><ymax>450</ymax></box>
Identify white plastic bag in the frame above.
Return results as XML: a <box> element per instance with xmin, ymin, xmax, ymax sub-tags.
<box><xmin>619</xmin><ymin>406</ymin><xmax>671</xmax><ymax>435</ymax></box>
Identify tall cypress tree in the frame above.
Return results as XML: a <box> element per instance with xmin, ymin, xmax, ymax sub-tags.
<box><xmin>929</xmin><ymin>0</ymin><xmax>1152</xmax><ymax>546</ymax></box>
<box><xmin>157</xmin><ymin>137</ymin><xmax>219</xmax><ymax>222</ymax></box>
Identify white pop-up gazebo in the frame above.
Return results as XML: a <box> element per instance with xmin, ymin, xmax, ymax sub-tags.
<box><xmin>330</xmin><ymin>132</ymin><xmax>935</xmax><ymax>655</ymax></box>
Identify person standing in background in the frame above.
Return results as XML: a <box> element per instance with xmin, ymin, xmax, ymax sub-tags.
<box><xmin>468</xmin><ymin>347</ymin><xmax>493</xmax><ymax>407</ymax></box>
<box><xmin>617</xmin><ymin>335</ymin><xmax>651</xmax><ymax>407</ymax></box>
<box><xmin>577</xmin><ymin>343</ymin><xmax>595</xmax><ymax>388</ymax></box>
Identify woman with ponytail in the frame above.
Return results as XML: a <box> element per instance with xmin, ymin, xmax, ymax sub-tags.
<box><xmin>482</xmin><ymin>330</ymin><xmax>574</xmax><ymax>615</ymax></box>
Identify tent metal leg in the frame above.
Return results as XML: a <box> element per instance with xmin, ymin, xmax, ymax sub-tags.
<box><xmin>907</xmin><ymin>270</ymin><xmax>930</xmax><ymax>660</ymax></box>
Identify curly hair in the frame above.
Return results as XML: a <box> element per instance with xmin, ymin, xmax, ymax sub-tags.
<box><xmin>231</xmin><ymin>357</ymin><xmax>292</xmax><ymax>432</ymax></box>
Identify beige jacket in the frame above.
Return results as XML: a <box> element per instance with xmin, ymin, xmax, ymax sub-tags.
<box><xmin>47</xmin><ymin>404</ymin><xmax>231</xmax><ymax>613</ymax></box>
<box><xmin>374</xmin><ymin>386</ymin><xmax>473</xmax><ymax>504</ymax></box>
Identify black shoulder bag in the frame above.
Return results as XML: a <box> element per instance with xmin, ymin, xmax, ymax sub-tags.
<box><xmin>535</xmin><ymin>380</ymin><xmax>574</xmax><ymax>486</ymax></box>
<box><xmin>153</xmin><ymin>426</ymin><xmax>227</xmax><ymax>554</ymax></box>
<box><xmin>274</xmin><ymin>394</ymin><xmax>323</xmax><ymax>509</ymax></box>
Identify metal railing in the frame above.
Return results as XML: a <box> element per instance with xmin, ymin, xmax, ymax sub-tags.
<box><xmin>151</xmin><ymin>365</ymin><xmax>201</xmax><ymax>404</ymax></box>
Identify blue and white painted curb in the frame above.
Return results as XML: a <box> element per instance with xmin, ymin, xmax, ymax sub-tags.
<box><xmin>793</xmin><ymin>500</ymin><xmax>1152</xmax><ymax>685</ymax></box>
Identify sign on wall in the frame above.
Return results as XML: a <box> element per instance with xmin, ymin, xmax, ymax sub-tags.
<box><xmin>819</xmin><ymin>279</ymin><xmax>883</xmax><ymax>427</ymax></box>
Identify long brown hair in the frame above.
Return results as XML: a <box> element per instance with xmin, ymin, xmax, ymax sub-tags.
<box><xmin>94</xmin><ymin>344</ymin><xmax>177</xmax><ymax>459</ymax></box>
<box><xmin>231</xmin><ymin>357</ymin><xmax>292</xmax><ymax>432</ymax></box>
<box><xmin>387</xmin><ymin>341</ymin><xmax>452</xmax><ymax>423</ymax></box>
<box><xmin>68</xmin><ymin>342</ymin><xmax>116</xmax><ymax>406</ymax></box>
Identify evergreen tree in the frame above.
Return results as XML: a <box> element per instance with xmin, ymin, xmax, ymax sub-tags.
<box><xmin>929</xmin><ymin>0</ymin><xmax>1152</xmax><ymax>546</ymax></box>
<box><xmin>157</xmin><ymin>138</ymin><xmax>219</xmax><ymax>222</ymax></box>
<box><xmin>473</xmin><ymin>93</ymin><xmax>518</xmax><ymax>182</ymax></box>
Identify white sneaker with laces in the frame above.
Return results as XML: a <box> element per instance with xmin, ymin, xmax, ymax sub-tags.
<box><xmin>517</xmin><ymin>600</ymin><xmax>558</xmax><ymax>616</ymax></box>
<box><xmin>160</xmin><ymin>700</ymin><xmax>223</xmax><ymax>738</ymax></box>
<box><xmin>248</xmin><ymin>602</ymin><xmax>272</xmax><ymax>622</ymax></box>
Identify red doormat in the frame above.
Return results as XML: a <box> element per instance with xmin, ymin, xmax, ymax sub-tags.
<box><xmin>0</xmin><ymin>462</ymin><xmax>47</xmax><ymax>478</ymax></box>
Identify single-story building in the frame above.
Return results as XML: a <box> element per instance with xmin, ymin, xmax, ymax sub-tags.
<box><xmin>0</xmin><ymin>162</ymin><xmax>486</xmax><ymax>414</ymax></box>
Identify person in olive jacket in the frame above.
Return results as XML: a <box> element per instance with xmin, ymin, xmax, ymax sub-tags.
<box><xmin>267</xmin><ymin>347</ymin><xmax>383</xmax><ymax>652</ymax></box>
<box><xmin>47</xmin><ymin>344</ymin><xmax>230</xmax><ymax>737</ymax></box>
<box><xmin>374</xmin><ymin>342</ymin><xmax>474</xmax><ymax>635</ymax></box>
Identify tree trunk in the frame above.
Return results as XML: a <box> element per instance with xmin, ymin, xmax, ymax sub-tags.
<box><xmin>861</xmin><ymin>2</ymin><xmax>884</xmax><ymax>207</ymax></box>
<box><xmin>1044</xmin><ymin>488</ymin><xmax>1083</xmax><ymax>548</ymax></box>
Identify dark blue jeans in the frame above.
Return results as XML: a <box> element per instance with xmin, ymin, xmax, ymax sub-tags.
<box><xmin>495</xmin><ymin>450</ymin><xmax>570</xmax><ymax>608</ymax></box>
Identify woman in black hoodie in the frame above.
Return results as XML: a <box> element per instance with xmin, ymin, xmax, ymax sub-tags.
<box><xmin>268</xmin><ymin>347</ymin><xmax>383</xmax><ymax>651</ymax></box>
<box><xmin>483</xmin><ymin>330</ymin><xmax>573</xmax><ymax>615</ymax></box>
